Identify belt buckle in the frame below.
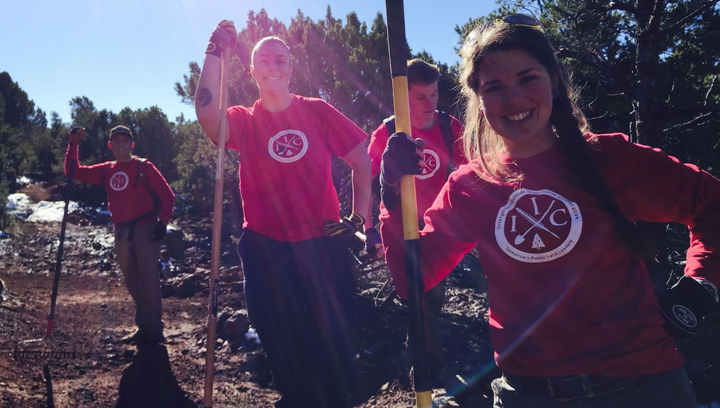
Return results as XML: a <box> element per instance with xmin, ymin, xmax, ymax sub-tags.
<box><xmin>580</xmin><ymin>374</ymin><xmax>594</xmax><ymax>398</ymax></box>
<box><xmin>546</xmin><ymin>374</ymin><xmax>595</xmax><ymax>399</ymax></box>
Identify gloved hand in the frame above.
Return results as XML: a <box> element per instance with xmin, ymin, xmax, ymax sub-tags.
<box><xmin>153</xmin><ymin>222</ymin><xmax>167</xmax><ymax>242</ymax></box>
<box><xmin>364</xmin><ymin>227</ymin><xmax>384</xmax><ymax>258</ymax></box>
<box><xmin>379</xmin><ymin>132</ymin><xmax>424</xmax><ymax>210</ymax></box>
<box><xmin>324</xmin><ymin>212</ymin><xmax>365</xmax><ymax>237</ymax></box>
<box><xmin>205</xmin><ymin>20</ymin><xmax>237</xmax><ymax>58</ymax></box>
<box><xmin>658</xmin><ymin>276</ymin><xmax>720</xmax><ymax>338</ymax></box>
<box><xmin>67</xmin><ymin>127</ymin><xmax>85</xmax><ymax>143</ymax></box>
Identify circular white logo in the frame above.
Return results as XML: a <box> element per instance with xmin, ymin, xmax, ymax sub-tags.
<box><xmin>672</xmin><ymin>305</ymin><xmax>697</xmax><ymax>327</ymax></box>
<box><xmin>495</xmin><ymin>189</ymin><xmax>582</xmax><ymax>263</ymax></box>
<box><xmin>418</xmin><ymin>149</ymin><xmax>440</xmax><ymax>180</ymax></box>
<box><xmin>268</xmin><ymin>130</ymin><xmax>308</xmax><ymax>163</ymax></box>
<box><xmin>109</xmin><ymin>172</ymin><xmax>129</xmax><ymax>191</ymax></box>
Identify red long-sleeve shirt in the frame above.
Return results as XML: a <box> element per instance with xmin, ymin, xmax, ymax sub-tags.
<box><xmin>64</xmin><ymin>143</ymin><xmax>175</xmax><ymax>224</ymax></box>
<box><xmin>384</xmin><ymin>133</ymin><xmax>720</xmax><ymax>377</ymax></box>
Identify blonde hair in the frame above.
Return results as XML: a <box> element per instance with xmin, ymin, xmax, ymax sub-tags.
<box><xmin>251</xmin><ymin>36</ymin><xmax>291</xmax><ymax>67</ymax></box>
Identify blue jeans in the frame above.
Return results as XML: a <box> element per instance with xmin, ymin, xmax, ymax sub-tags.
<box><xmin>238</xmin><ymin>230</ymin><xmax>356</xmax><ymax>408</ymax></box>
<box><xmin>492</xmin><ymin>367</ymin><xmax>698</xmax><ymax>408</ymax></box>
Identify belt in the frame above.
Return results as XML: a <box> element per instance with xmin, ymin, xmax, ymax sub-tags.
<box><xmin>115</xmin><ymin>210</ymin><xmax>157</xmax><ymax>241</ymax></box>
<box><xmin>502</xmin><ymin>372</ymin><xmax>649</xmax><ymax>399</ymax></box>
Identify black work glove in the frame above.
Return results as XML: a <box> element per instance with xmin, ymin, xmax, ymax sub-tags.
<box><xmin>658</xmin><ymin>276</ymin><xmax>720</xmax><ymax>338</ymax></box>
<box><xmin>324</xmin><ymin>212</ymin><xmax>365</xmax><ymax>237</ymax></box>
<box><xmin>205</xmin><ymin>20</ymin><xmax>237</xmax><ymax>58</ymax></box>
<box><xmin>67</xmin><ymin>127</ymin><xmax>85</xmax><ymax>143</ymax></box>
<box><xmin>364</xmin><ymin>227</ymin><xmax>383</xmax><ymax>258</ymax></box>
<box><xmin>153</xmin><ymin>222</ymin><xmax>167</xmax><ymax>242</ymax></box>
<box><xmin>379</xmin><ymin>132</ymin><xmax>424</xmax><ymax>211</ymax></box>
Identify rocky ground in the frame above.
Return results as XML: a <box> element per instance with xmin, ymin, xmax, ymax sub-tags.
<box><xmin>1</xmin><ymin>180</ymin><xmax>719</xmax><ymax>408</ymax></box>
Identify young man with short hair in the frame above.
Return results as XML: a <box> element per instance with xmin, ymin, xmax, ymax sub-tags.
<box><xmin>65</xmin><ymin>125</ymin><xmax>175</xmax><ymax>346</ymax></box>
<box><xmin>366</xmin><ymin>58</ymin><xmax>467</xmax><ymax>379</ymax></box>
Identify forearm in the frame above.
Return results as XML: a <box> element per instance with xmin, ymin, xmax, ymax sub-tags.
<box><xmin>64</xmin><ymin>142</ymin><xmax>79</xmax><ymax>177</ymax></box>
<box><xmin>364</xmin><ymin>200</ymin><xmax>376</xmax><ymax>230</ymax></box>
<box><xmin>195</xmin><ymin>54</ymin><xmax>226</xmax><ymax>144</ymax></box>
<box><xmin>352</xmin><ymin>169</ymin><xmax>372</xmax><ymax>225</ymax></box>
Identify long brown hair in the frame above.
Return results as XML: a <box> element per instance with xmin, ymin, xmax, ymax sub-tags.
<box><xmin>459</xmin><ymin>20</ymin><xmax>656</xmax><ymax>259</ymax></box>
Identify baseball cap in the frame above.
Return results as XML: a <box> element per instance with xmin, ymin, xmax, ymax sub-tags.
<box><xmin>109</xmin><ymin>125</ymin><xmax>133</xmax><ymax>140</ymax></box>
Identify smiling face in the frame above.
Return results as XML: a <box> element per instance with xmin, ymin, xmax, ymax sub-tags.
<box><xmin>250</xmin><ymin>40</ymin><xmax>292</xmax><ymax>95</ymax></box>
<box><xmin>108</xmin><ymin>133</ymin><xmax>134</xmax><ymax>162</ymax></box>
<box><xmin>477</xmin><ymin>49</ymin><xmax>558</xmax><ymax>157</ymax></box>
<box><xmin>408</xmin><ymin>81</ymin><xmax>439</xmax><ymax>129</ymax></box>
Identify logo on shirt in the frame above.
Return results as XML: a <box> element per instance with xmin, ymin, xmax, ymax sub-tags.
<box><xmin>109</xmin><ymin>172</ymin><xmax>129</xmax><ymax>191</ymax></box>
<box><xmin>268</xmin><ymin>130</ymin><xmax>308</xmax><ymax>163</ymax></box>
<box><xmin>495</xmin><ymin>189</ymin><xmax>582</xmax><ymax>263</ymax></box>
<box><xmin>672</xmin><ymin>305</ymin><xmax>697</xmax><ymax>328</ymax></box>
<box><xmin>418</xmin><ymin>149</ymin><xmax>440</xmax><ymax>180</ymax></box>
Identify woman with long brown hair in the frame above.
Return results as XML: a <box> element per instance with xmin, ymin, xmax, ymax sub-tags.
<box><xmin>380</xmin><ymin>14</ymin><xmax>719</xmax><ymax>407</ymax></box>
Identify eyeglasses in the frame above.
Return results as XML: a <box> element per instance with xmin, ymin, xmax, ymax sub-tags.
<box><xmin>497</xmin><ymin>13</ymin><xmax>544</xmax><ymax>33</ymax></box>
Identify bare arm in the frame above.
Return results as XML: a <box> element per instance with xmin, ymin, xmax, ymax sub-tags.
<box><xmin>341</xmin><ymin>143</ymin><xmax>372</xmax><ymax>225</ymax></box>
<box><xmin>195</xmin><ymin>55</ymin><xmax>229</xmax><ymax>145</ymax></box>
<box><xmin>195</xmin><ymin>21</ymin><xmax>236</xmax><ymax>144</ymax></box>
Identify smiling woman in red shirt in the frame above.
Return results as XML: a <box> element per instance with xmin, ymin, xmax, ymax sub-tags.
<box><xmin>380</xmin><ymin>13</ymin><xmax>720</xmax><ymax>408</ymax></box>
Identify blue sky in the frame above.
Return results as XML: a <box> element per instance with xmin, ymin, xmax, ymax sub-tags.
<box><xmin>1</xmin><ymin>0</ymin><xmax>495</xmax><ymax>125</ymax></box>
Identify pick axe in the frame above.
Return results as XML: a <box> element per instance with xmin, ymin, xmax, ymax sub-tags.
<box><xmin>384</xmin><ymin>1</ymin><xmax>433</xmax><ymax>406</ymax></box>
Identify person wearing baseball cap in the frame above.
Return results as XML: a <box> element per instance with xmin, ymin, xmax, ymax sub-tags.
<box><xmin>65</xmin><ymin>125</ymin><xmax>175</xmax><ymax>346</ymax></box>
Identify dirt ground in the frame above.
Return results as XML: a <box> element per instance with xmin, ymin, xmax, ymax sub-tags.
<box><xmin>1</xmin><ymin>181</ymin><xmax>719</xmax><ymax>408</ymax></box>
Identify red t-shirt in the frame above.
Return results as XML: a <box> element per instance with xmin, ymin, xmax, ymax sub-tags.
<box><xmin>385</xmin><ymin>133</ymin><xmax>720</xmax><ymax>377</ymax></box>
<box><xmin>367</xmin><ymin>113</ymin><xmax>465</xmax><ymax>296</ymax></box>
<box><xmin>225</xmin><ymin>94</ymin><xmax>367</xmax><ymax>242</ymax></box>
<box><xmin>64</xmin><ymin>143</ymin><xmax>175</xmax><ymax>224</ymax></box>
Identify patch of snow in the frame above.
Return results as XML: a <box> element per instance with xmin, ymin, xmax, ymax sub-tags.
<box><xmin>96</xmin><ymin>207</ymin><xmax>111</xmax><ymax>216</ymax></box>
<box><xmin>6</xmin><ymin>193</ymin><xmax>31</xmax><ymax>218</ymax></box>
<box><xmin>243</xmin><ymin>327</ymin><xmax>261</xmax><ymax>346</ymax></box>
<box><xmin>6</xmin><ymin>194</ymin><xmax>82</xmax><ymax>223</ymax></box>
<box><xmin>16</xmin><ymin>176</ymin><xmax>38</xmax><ymax>186</ymax></box>
<box><xmin>25</xmin><ymin>200</ymin><xmax>79</xmax><ymax>223</ymax></box>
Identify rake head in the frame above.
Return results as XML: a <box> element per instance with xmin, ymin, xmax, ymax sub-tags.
<box><xmin>13</xmin><ymin>338</ymin><xmax>77</xmax><ymax>361</ymax></box>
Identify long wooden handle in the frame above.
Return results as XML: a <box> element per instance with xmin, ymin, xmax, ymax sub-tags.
<box><xmin>384</xmin><ymin>1</ymin><xmax>432</xmax><ymax>406</ymax></box>
<box><xmin>203</xmin><ymin>48</ymin><xmax>231</xmax><ymax>408</ymax></box>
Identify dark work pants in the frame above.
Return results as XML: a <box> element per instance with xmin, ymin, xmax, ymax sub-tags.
<box><xmin>238</xmin><ymin>229</ymin><xmax>356</xmax><ymax>408</ymax></box>
<box><xmin>491</xmin><ymin>367</ymin><xmax>698</xmax><ymax>408</ymax></box>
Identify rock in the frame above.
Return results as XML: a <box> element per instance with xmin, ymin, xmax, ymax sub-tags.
<box><xmin>223</xmin><ymin>310</ymin><xmax>250</xmax><ymax>347</ymax></box>
<box><xmin>165</xmin><ymin>226</ymin><xmax>186</xmax><ymax>259</ymax></box>
<box><xmin>230</xmin><ymin>282</ymin><xmax>244</xmax><ymax>293</ymax></box>
<box><xmin>174</xmin><ymin>276</ymin><xmax>196</xmax><ymax>298</ymax></box>
<box><xmin>217</xmin><ymin>308</ymin><xmax>235</xmax><ymax>336</ymax></box>
<box><xmin>160</xmin><ymin>282</ymin><xmax>175</xmax><ymax>297</ymax></box>
<box><xmin>219</xmin><ymin>266</ymin><xmax>243</xmax><ymax>283</ymax></box>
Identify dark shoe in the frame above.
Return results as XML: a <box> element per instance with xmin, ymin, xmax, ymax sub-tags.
<box><xmin>120</xmin><ymin>329</ymin><xmax>165</xmax><ymax>345</ymax></box>
<box><xmin>120</xmin><ymin>329</ymin><xmax>141</xmax><ymax>344</ymax></box>
<box><xmin>136</xmin><ymin>331</ymin><xmax>165</xmax><ymax>346</ymax></box>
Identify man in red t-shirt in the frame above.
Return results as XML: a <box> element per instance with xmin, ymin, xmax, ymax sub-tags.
<box><xmin>366</xmin><ymin>59</ymin><xmax>466</xmax><ymax>379</ymax></box>
<box><xmin>195</xmin><ymin>22</ymin><xmax>371</xmax><ymax>408</ymax></box>
<box><xmin>65</xmin><ymin>125</ymin><xmax>175</xmax><ymax>346</ymax></box>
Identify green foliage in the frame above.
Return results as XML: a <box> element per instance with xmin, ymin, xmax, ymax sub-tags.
<box><xmin>172</xmin><ymin>120</ymin><xmax>242</xmax><ymax>234</ymax></box>
<box><xmin>174</xmin><ymin>8</ymin><xmax>458</xmax><ymax>134</ymax></box>
<box><xmin>456</xmin><ymin>1</ymin><xmax>720</xmax><ymax>173</ymax></box>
